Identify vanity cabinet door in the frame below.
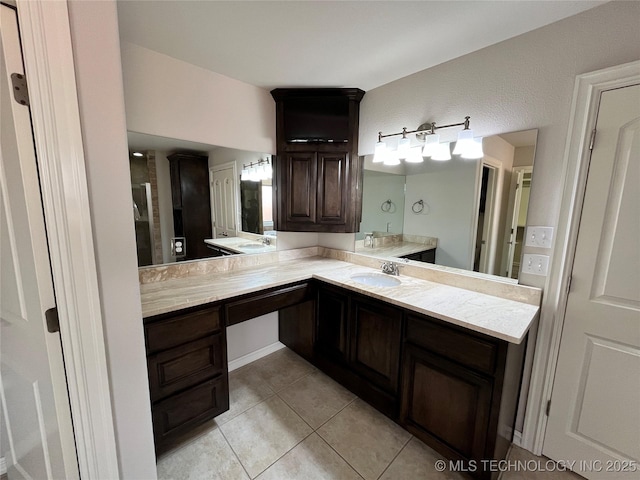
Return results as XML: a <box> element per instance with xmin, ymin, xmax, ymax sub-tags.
<box><xmin>316</xmin><ymin>285</ymin><xmax>350</xmax><ymax>363</ymax></box>
<box><xmin>281</xmin><ymin>152</ymin><xmax>317</xmax><ymax>227</ymax></box>
<box><xmin>316</xmin><ymin>152</ymin><xmax>348</xmax><ymax>225</ymax></box>
<box><xmin>349</xmin><ymin>297</ymin><xmax>403</xmax><ymax>394</ymax></box>
<box><xmin>400</xmin><ymin>344</ymin><xmax>493</xmax><ymax>471</ymax></box>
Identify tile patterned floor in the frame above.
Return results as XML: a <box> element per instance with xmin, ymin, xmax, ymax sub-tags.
<box><xmin>156</xmin><ymin>347</ymin><xmax>584</xmax><ymax>480</ymax></box>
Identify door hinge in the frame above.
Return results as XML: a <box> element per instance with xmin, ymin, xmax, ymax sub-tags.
<box><xmin>566</xmin><ymin>274</ymin><xmax>573</xmax><ymax>295</ymax></box>
<box><xmin>45</xmin><ymin>307</ymin><xmax>60</xmax><ymax>333</ymax></box>
<box><xmin>589</xmin><ymin>128</ymin><xmax>597</xmax><ymax>151</ymax></box>
<box><xmin>11</xmin><ymin>73</ymin><xmax>30</xmax><ymax>106</ymax></box>
<box><xmin>545</xmin><ymin>399</ymin><xmax>551</xmax><ymax>416</ymax></box>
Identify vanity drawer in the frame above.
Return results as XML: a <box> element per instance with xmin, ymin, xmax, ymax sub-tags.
<box><xmin>225</xmin><ymin>282</ymin><xmax>313</xmax><ymax>326</ymax></box>
<box><xmin>405</xmin><ymin>315</ymin><xmax>498</xmax><ymax>375</ymax></box>
<box><xmin>152</xmin><ymin>375</ymin><xmax>229</xmax><ymax>453</ymax></box>
<box><xmin>148</xmin><ymin>333</ymin><xmax>225</xmax><ymax>402</ymax></box>
<box><xmin>145</xmin><ymin>305</ymin><xmax>222</xmax><ymax>354</ymax></box>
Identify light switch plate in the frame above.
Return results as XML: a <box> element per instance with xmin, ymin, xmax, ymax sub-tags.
<box><xmin>525</xmin><ymin>226</ymin><xmax>554</xmax><ymax>248</ymax></box>
<box><xmin>521</xmin><ymin>254</ymin><xmax>550</xmax><ymax>276</ymax></box>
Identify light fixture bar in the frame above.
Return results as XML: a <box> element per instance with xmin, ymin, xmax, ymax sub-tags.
<box><xmin>242</xmin><ymin>157</ymin><xmax>271</xmax><ymax>171</ymax></box>
<box><xmin>378</xmin><ymin>116</ymin><xmax>472</xmax><ymax>142</ymax></box>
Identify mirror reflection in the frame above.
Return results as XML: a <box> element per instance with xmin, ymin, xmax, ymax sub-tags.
<box><xmin>127</xmin><ymin>132</ymin><xmax>275</xmax><ymax>266</ymax></box>
<box><xmin>356</xmin><ymin>129</ymin><xmax>538</xmax><ymax>280</ymax></box>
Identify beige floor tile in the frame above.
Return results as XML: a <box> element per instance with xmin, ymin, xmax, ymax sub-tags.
<box><xmin>215</xmin><ymin>365</ymin><xmax>275</xmax><ymax>425</ymax></box>
<box><xmin>220</xmin><ymin>395</ymin><xmax>313</xmax><ymax>478</ymax></box>
<box><xmin>156</xmin><ymin>427</ymin><xmax>249</xmax><ymax>480</ymax></box>
<box><xmin>255</xmin><ymin>433</ymin><xmax>363</xmax><ymax>480</ymax></box>
<box><xmin>500</xmin><ymin>445</ymin><xmax>585</xmax><ymax>480</ymax></box>
<box><xmin>317</xmin><ymin>398</ymin><xmax>411</xmax><ymax>480</ymax></box>
<box><xmin>278</xmin><ymin>370</ymin><xmax>356</xmax><ymax>428</ymax></box>
<box><xmin>252</xmin><ymin>348</ymin><xmax>316</xmax><ymax>392</ymax></box>
<box><xmin>380</xmin><ymin>437</ymin><xmax>465</xmax><ymax>480</ymax></box>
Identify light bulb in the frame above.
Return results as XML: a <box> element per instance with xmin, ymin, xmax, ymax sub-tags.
<box><xmin>461</xmin><ymin>137</ymin><xmax>484</xmax><ymax>159</ymax></box>
<box><xmin>241</xmin><ymin>168</ymin><xmax>249</xmax><ymax>181</ymax></box>
<box><xmin>431</xmin><ymin>142</ymin><xmax>451</xmax><ymax>161</ymax></box>
<box><xmin>373</xmin><ymin>141</ymin><xmax>387</xmax><ymax>163</ymax></box>
<box><xmin>405</xmin><ymin>147</ymin><xmax>424</xmax><ymax>163</ymax></box>
<box><xmin>421</xmin><ymin>133</ymin><xmax>440</xmax><ymax>158</ymax></box>
<box><xmin>263</xmin><ymin>162</ymin><xmax>273</xmax><ymax>178</ymax></box>
<box><xmin>383</xmin><ymin>150</ymin><xmax>400</xmax><ymax>166</ymax></box>
<box><xmin>397</xmin><ymin>137</ymin><xmax>411</xmax><ymax>159</ymax></box>
<box><xmin>248</xmin><ymin>167</ymin><xmax>260</xmax><ymax>182</ymax></box>
<box><xmin>453</xmin><ymin>129</ymin><xmax>474</xmax><ymax>155</ymax></box>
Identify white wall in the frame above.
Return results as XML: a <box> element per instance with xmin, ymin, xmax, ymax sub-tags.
<box><xmin>226</xmin><ymin>313</ymin><xmax>280</xmax><ymax>362</ymax></box>
<box><xmin>403</xmin><ymin>159</ymin><xmax>479</xmax><ymax>269</ymax></box>
<box><xmin>121</xmin><ymin>42</ymin><xmax>275</xmax><ymax>154</ymax></box>
<box><xmin>359</xmin><ymin>0</ymin><xmax>640</xmax><ymax>288</ymax></box>
<box><xmin>67</xmin><ymin>1</ymin><xmax>157</xmax><ymax>478</ymax></box>
<box><xmin>359</xmin><ymin>171</ymin><xmax>406</xmax><ymax>240</ymax></box>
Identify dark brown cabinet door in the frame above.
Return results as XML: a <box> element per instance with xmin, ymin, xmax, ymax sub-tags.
<box><xmin>400</xmin><ymin>344</ymin><xmax>493</xmax><ymax>467</ymax></box>
<box><xmin>317</xmin><ymin>152</ymin><xmax>348</xmax><ymax>225</ymax></box>
<box><xmin>168</xmin><ymin>153</ymin><xmax>212</xmax><ymax>261</ymax></box>
<box><xmin>282</xmin><ymin>152</ymin><xmax>317</xmax><ymax>226</ymax></box>
<box><xmin>349</xmin><ymin>297</ymin><xmax>402</xmax><ymax>394</ymax></box>
<box><xmin>316</xmin><ymin>285</ymin><xmax>350</xmax><ymax>363</ymax></box>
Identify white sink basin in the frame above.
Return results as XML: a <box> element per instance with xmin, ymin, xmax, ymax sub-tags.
<box><xmin>237</xmin><ymin>243</ymin><xmax>266</xmax><ymax>249</ymax></box>
<box><xmin>350</xmin><ymin>273</ymin><xmax>401</xmax><ymax>287</ymax></box>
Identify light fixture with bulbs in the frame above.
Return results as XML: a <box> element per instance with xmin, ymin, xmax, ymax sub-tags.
<box><xmin>240</xmin><ymin>157</ymin><xmax>272</xmax><ymax>182</ymax></box>
<box><xmin>373</xmin><ymin>116</ymin><xmax>484</xmax><ymax>164</ymax></box>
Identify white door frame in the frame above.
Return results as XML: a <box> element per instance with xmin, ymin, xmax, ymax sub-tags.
<box><xmin>521</xmin><ymin>60</ymin><xmax>640</xmax><ymax>454</ymax></box>
<box><xmin>15</xmin><ymin>1</ymin><xmax>119</xmax><ymax>477</ymax></box>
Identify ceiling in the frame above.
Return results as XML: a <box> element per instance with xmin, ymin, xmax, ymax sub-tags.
<box><xmin>117</xmin><ymin>1</ymin><xmax>606</xmax><ymax>91</ymax></box>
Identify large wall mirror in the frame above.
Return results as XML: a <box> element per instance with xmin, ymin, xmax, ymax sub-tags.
<box><xmin>356</xmin><ymin>129</ymin><xmax>538</xmax><ymax>281</ymax></box>
<box><xmin>127</xmin><ymin>132</ymin><xmax>275</xmax><ymax>267</ymax></box>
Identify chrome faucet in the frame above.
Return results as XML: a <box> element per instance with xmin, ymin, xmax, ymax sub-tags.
<box><xmin>380</xmin><ymin>261</ymin><xmax>401</xmax><ymax>276</ymax></box>
<box><xmin>261</xmin><ymin>237</ymin><xmax>271</xmax><ymax>246</ymax></box>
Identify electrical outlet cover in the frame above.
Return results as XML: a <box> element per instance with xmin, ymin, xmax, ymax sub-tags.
<box><xmin>525</xmin><ymin>226</ymin><xmax>554</xmax><ymax>248</ymax></box>
<box><xmin>521</xmin><ymin>254</ymin><xmax>550</xmax><ymax>276</ymax></box>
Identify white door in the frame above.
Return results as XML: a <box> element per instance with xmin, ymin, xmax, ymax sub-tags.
<box><xmin>504</xmin><ymin>167</ymin><xmax>532</xmax><ymax>278</ymax></box>
<box><xmin>544</xmin><ymin>84</ymin><xmax>640</xmax><ymax>478</ymax></box>
<box><xmin>0</xmin><ymin>5</ymin><xmax>78</xmax><ymax>479</ymax></box>
<box><xmin>210</xmin><ymin>163</ymin><xmax>238</xmax><ymax>238</ymax></box>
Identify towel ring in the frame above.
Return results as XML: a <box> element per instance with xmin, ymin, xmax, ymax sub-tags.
<box><xmin>381</xmin><ymin>199</ymin><xmax>394</xmax><ymax>212</ymax></box>
<box><xmin>412</xmin><ymin>200</ymin><xmax>425</xmax><ymax>214</ymax></box>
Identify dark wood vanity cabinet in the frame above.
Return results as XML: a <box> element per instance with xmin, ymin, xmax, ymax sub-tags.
<box><xmin>314</xmin><ymin>283</ymin><xmax>402</xmax><ymax>416</ymax></box>
<box><xmin>315</xmin><ymin>284</ymin><xmax>350</xmax><ymax>363</ymax></box>
<box><xmin>312</xmin><ymin>282</ymin><xmax>524</xmax><ymax>479</ymax></box>
<box><xmin>271</xmin><ymin>88</ymin><xmax>365</xmax><ymax>233</ymax></box>
<box><xmin>144</xmin><ymin>304</ymin><xmax>229</xmax><ymax>454</ymax></box>
<box><xmin>349</xmin><ymin>297</ymin><xmax>403</xmax><ymax>395</ymax></box>
<box><xmin>400</xmin><ymin>248</ymin><xmax>436</xmax><ymax>264</ymax></box>
<box><xmin>400</xmin><ymin>314</ymin><xmax>522</xmax><ymax>479</ymax></box>
<box><xmin>168</xmin><ymin>152</ymin><xmax>212</xmax><ymax>261</ymax></box>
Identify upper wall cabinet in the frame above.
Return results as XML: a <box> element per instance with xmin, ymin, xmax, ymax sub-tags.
<box><xmin>271</xmin><ymin>88</ymin><xmax>365</xmax><ymax>233</ymax></box>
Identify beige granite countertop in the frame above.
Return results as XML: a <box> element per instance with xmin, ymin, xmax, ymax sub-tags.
<box><xmin>140</xmin><ymin>255</ymin><xmax>539</xmax><ymax>344</ymax></box>
<box><xmin>204</xmin><ymin>237</ymin><xmax>276</xmax><ymax>255</ymax></box>
<box><xmin>354</xmin><ymin>241</ymin><xmax>435</xmax><ymax>258</ymax></box>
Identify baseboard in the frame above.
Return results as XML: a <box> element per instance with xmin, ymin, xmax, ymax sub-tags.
<box><xmin>0</xmin><ymin>456</ymin><xmax>6</xmax><ymax>475</ymax></box>
<box><xmin>227</xmin><ymin>342</ymin><xmax>286</xmax><ymax>372</ymax></box>
<box><xmin>512</xmin><ymin>430</ymin><xmax>523</xmax><ymax>447</ymax></box>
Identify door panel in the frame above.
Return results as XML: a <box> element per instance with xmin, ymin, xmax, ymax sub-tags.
<box><xmin>211</xmin><ymin>163</ymin><xmax>237</xmax><ymax>238</ymax></box>
<box><xmin>284</xmin><ymin>152</ymin><xmax>317</xmax><ymax>224</ymax></box>
<box><xmin>316</xmin><ymin>286</ymin><xmax>349</xmax><ymax>363</ymax></box>
<box><xmin>1</xmin><ymin>5</ymin><xmax>78</xmax><ymax>478</ymax></box>
<box><xmin>317</xmin><ymin>152</ymin><xmax>347</xmax><ymax>224</ymax></box>
<box><xmin>544</xmin><ymin>84</ymin><xmax>640</xmax><ymax>477</ymax></box>
<box><xmin>349</xmin><ymin>298</ymin><xmax>402</xmax><ymax>393</ymax></box>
